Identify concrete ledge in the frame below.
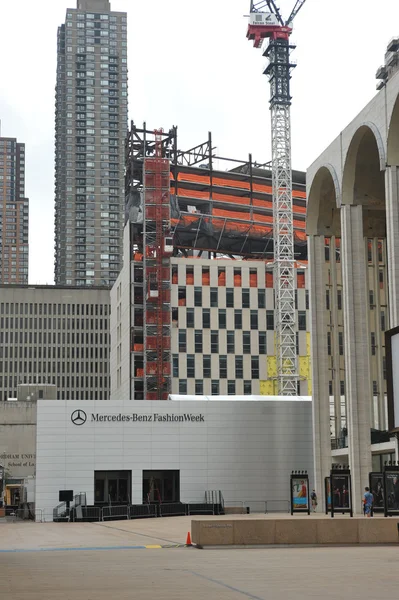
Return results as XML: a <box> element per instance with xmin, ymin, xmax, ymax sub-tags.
<box><xmin>191</xmin><ymin>518</ymin><xmax>399</xmax><ymax>546</ymax></box>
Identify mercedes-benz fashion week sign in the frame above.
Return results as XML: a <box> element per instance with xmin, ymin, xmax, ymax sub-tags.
<box><xmin>71</xmin><ymin>411</ymin><xmax>205</xmax><ymax>425</ymax></box>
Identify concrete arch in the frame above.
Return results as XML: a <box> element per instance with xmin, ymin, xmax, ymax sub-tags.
<box><xmin>387</xmin><ymin>92</ymin><xmax>399</xmax><ymax>166</ymax></box>
<box><xmin>306</xmin><ymin>164</ymin><xmax>341</xmax><ymax>236</ymax></box>
<box><xmin>342</xmin><ymin>123</ymin><xmax>386</xmax><ymax>208</ymax></box>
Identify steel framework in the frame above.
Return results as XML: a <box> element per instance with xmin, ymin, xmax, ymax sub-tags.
<box><xmin>247</xmin><ymin>0</ymin><xmax>306</xmax><ymax>395</ymax></box>
<box><xmin>142</xmin><ymin>131</ymin><xmax>172</xmax><ymax>400</ymax></box>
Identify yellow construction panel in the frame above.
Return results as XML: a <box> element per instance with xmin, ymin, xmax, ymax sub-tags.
<box><xmin>306</xmin><ymin>332</ymin><xmax>311</xmax><ymax>355</ymax></box>
<box><xmin>260</xmin><ymin>380</ymin><xmax>276</xmax><ymax>396</ymax></box>
<box><xmin>299</xmin><ymin>356</ymin><xmax>310</xmax><ymax>378</ymax></box>
<box><xmin>267</xmin><ymin>356</ymin><xmax>277</xmax><ymax>377</ymax></box>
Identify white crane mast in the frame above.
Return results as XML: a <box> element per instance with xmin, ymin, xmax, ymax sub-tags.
<box><xmin>247</xmin><ymin>1</ymin><xmax>306</xmax><ymax>395</ymax></box>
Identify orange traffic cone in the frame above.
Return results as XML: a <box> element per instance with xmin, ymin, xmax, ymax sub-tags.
<box><xmin>186</xmin><ymin>531</ymin><xmax>192</xmax><ymax>546</ymax></box>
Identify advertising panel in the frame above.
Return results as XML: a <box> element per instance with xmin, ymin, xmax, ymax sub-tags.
<box><xmin>290</xmin><ymin>474</ymin><xmax>310</xmax><ymax>514</ymax></box>
<box><xmin>369</xmin><ymin>472</ymin><xmax>384</xmax><ymax>512</ymax></box>
<box><xmin>384</xmin><ymin>469</ymin><xmax>399</xmax><ymax>515</ymax></box>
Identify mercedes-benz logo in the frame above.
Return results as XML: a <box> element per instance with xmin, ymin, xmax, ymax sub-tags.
<box><xmin>71</xmin><ymin>410</ymin><xmax>87</xmax><ymax>426</ymax></box>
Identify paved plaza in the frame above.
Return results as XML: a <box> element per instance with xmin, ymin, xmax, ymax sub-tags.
<box><xmin>0</xmin><ymin>516</ymin><xmax>398</xmax><ymax>599</ymax></box>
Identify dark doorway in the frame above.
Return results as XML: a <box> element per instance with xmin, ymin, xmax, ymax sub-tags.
<box><xmin>94</xmin><ymin>471</ymin><xmax>131</xmax><ymax>505</ymax></box>
<box><xmin>143</xmin><ymin>470</ymin><xmax>180</xmax><ymax>504</ymax></box>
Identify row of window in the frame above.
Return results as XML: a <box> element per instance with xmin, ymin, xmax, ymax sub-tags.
<box><xmin>178</xmin><ymin>379</ymin><xmax>253</xmax><ymax>396</ymax></box>
<box><xmin>175</xmin><ymin>330</ymin><xmax>304</xmax><ymax>355</ymax></box>
<box><xmin>173</xmin><ymin>355</ymin><xmax>261</xmax><ymax>379</ymax></box>
<box><xmin>175</xmin><ymin>286</ymin><xmax>308</xmax><ymax>310</ymax></box>
<box><xmin>2</xmin><ymin>390</ymin><xmax>107</xmax><ymax>401</ymax></box>
<box><xmin>0</xmin><ymin>331</ymin><xmax>108</xmax><ymax>348</ymax></box>
<box><xmin>175</xmin><ymin>310</ymin><xmax>306</xmax><ymax>332</ymax></box>
<box><xmin>0</xmin><ymin>360</ymin><xmax>107</xmax><ymax>375</ymax></box>
<box><xmin>0</xmin><ymin>302</ymin><xmax>109</xmax><ymax>316</ymax></box>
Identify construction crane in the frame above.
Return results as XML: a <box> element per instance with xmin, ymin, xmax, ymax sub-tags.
<box><xmin>247</xmin><ymin>1</ymin><xmax>306</xmax><ymax>396</ymax></box>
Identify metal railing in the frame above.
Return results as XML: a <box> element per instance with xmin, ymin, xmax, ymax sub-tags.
<box><xmin>158</xmin><ymin>503</ymin><xmax>187</xmax><ymax>517</ymax></box>
<box><xmin>53</xmin><ymin>502</ymin><xmax>69</xmax><ymax>522</ymax></box>
<box><xmin>224</xmin><ymin>501</ymin><xmax>245</xmax><ymax>514</ymax></box>
<box><xmin>265</xmin><ymin>500</ymin><xmax>290</xmax><ymax>513</ymax></box>
<box><xmin>102</xmin><ymin>505</ymin><xmax>130</xmax><ymax>521</ymax></box>
<box><xmin>130</xmin><ymin>504</ymin><xmax>157</xmax><ymax>519</ymax></box>
<box><xmin>72</xmin><ymin>506</ymin><xmax>101</xmax><ymax>522</ymax></box>
<box><xmin>187</xmin><ymin>503</ymin><xmax>216</xmax><ymax>516</ymax></box>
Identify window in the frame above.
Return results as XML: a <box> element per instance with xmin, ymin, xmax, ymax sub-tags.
<box><xmin>179</xmin><ymin>330</ymin><xmax>186</xmax><ymax>352</ymax></box>
<box><xmin>381</xmin><ymin>311</ymin><xmax>386</xmax><ymax>332</ymax></box>
<box><xmin>251</xmin><ymin>356</ymin><xmax>259</xmax><ymax>379</ymax></box>
<box><xmin>325</xmin><ymin>245</ymin><xmax>330</xmax><ymax>261</ymax></box>
<box><xmin>327</xmin><ymin>332</ymin><xmax>331</xmax><ymax>356</ymax></box>
<box><xmin>249</xmin><ymin>269</ymin><xmax>258</xmax><ymax>288</ymax></box>
<box><xmin>179</xmin><ymin>379</ymin><xmax>187</xmax><ymax>394</ymax></box>
<box><xmin>211</xmin><ymin>331</ymin><xmax>219</xmax><ymax>353</ymax></box>
<box><xmin>219</xmin><ymin>355</ymin><xmax>227</xmax><ymax>379</ymax></box>
<box><xmin>305</xmin><ymin>290</ymin><xmax>309</xmax><ymax>310</ymax></box>
<box><xmin>259</xmin><ymin>332</ymin><xmax>267</xmax><ymax>354</ymax></box>
<box><xmin>226</xmin><ymin>288</ymin><xmax>234</xmax><ymax>308</ymax></box>
<box><xmin>186</xmin><ymin>308</ymin><xmax>194</xmax><ymax>328</ymax></box>
<box><xmin>210</xmin><ymin>288</ymin><xmax>218</xmax><ymax>307</ymax></box>
<box><xmin>298</xmin><ymin>311</ymin><xmax>306</xmax><ymax>331</ymax></box>
<box><xmin>202</xmin><ymin>266</ymin><xmax>210</xmax><ymax>285</ymax></box>
<box><xmin>373</xmin><ymin>380</ymin><xmax>378</xmax><ymax>395</ymax></box>
<box><xmin>243</xmin><ymin>331</ymin><xmax>251</xmax><ymax>354</ymax></box>
<box><xmin>234</xmin><ymin>309</ymin><xmax>242</xmax><ymax>329</ymax></box>
<box><xmin>172</xmin><ymin>355</ymin><xmax>179</xmax><ymax>377</ymax></box>
<box><xmin>338</xmin><ymin>331</ymin><xmax>344</xmax><ymax>355</ymax></box>
<box><xmin>203</xmin><ymin>355</ymin><xmax>211</xmax><ymax>378</ymax></box>
<box><xmin>242</xmin><ymin>288</ymin><xmax>250</xmax><ymax>308</ymax></box>
<box><xmin>187</xmin><ymin>355</ymin><xmax>195</xmax><ymax>378</ymax></box>
<box><xmin>329</xmin><ymin>381</ymin><xmax>333</xmax><ymax>395</ymax></box>
<box><xmin>258</xmin><ymin>289</ymin><xmax>266</xmax><ymax>309</ymax></box>
<box><xmin>219</xmin><ymin>309</ymin><xmax>226</xmax><ymax>329</ymax></box>
<box><xmin>228</xmin><ymin>381</ymin><xmax>236</xmax><ymax>395</ymax></box>
<box><xmin>266</xmin><ymin>310</ymin><xmax>274</xmax><ymax>330</ymax></box>
<box><xmin>186</xmin><ymin>266</ymin><xmax>194</xmax><ymax>284</ymax></box>
<box><xmin>195</xmin><ymin>380</ymin><xmax>204</xmax><ymax>395</ymax></box>
<box><xmin>369</xmin><ymin>290</ymin><xmax>374</xmax><ymax>309</ymax></box>
<box><xmin>218</xmin><ymin>267</ymin><xmax>226</xmax><ymax>286</ymax></box>
<box><xmin>234</xmin><ymin>267</ymin><xmax>242</xmax><ymax>287</ymax></box>
<box><xmin>371</xmin><ymin>332</ymin><xmax>376</xmax><ymax>355</ymax></box>
<box><xmin>326</xmin><ymin>290</ymin><xmax>330</xmax><ymax>310</ymax></box>
<box><xmin>243</xmin><ymin>380</ymin><xmax>252</xmax><ymax>395</ymax></box>
<box><xmin>227</xmin><ymin>331</ymin><xmax>235</xmax><ymax>354</ymax></box>
<box><xmin>235</xmin><ymin>356</ymin><xmax>243</xmax><ymax>379</ymax></box>
<box><xmin>211</xmin><ymin>380</ymin><xmax>220</xmax><ymax>395</ymax></box>
<box><xmin>195</xmin><ymin>330</ymin><xmax>203</xmax><ymax>353</ymax></box>
<box><xmin>337</xmin><ymin>289</ymin><xmax>342</xmax><ymax>311</ymax></box>
<box><xmin>250</xmin><ymin>310</ymin><xmax>258</xmax><ymax>330</ymax></box>
<box><xmin>194</xmin><ymin>287</ymin><xmax>202</xmax><ymax>307</ymax></box>
<box><xmin>203</xmin><ymin>309</ymin><xmax>210</xmax><ymax>329</ymax></box>
<box><xmin>340</xmin><ymin>381</ymin><xmax>345</xmax><ymax>396</ymax></box>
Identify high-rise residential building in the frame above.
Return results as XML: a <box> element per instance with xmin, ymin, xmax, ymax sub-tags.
<box><xmin>54</xmin><ymin>0</ymin><xmax>128</xmax><ymax>287</ymax></box>
<box><xmin>0</xmin><ymin>127</ymin><xmax>29</xmax><ymax>284</ymax></box>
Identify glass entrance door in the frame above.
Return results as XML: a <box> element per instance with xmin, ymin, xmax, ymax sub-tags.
<box><xmin>94</xmin><ymin>471</ymin><xmax>131</xmax><ymax>505</ymax></box>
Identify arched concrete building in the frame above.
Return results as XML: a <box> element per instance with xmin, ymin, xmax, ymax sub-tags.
<box><xmin>307</xmin><ymin>61</ymin><xmax>399</xmax><ymax>511</ymax></box>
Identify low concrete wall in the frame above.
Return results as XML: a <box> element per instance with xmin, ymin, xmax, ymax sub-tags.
<box><xmin>191</xmin><ymin>518</ymin><xmax>399</xmax><ymax>546</ymax></box>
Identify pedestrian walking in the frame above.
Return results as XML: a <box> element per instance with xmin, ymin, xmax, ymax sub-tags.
<box><xmin>363</xmin><ymin>487</ymin><xmax>373</xmax><ymax>518</ymax></box>
<box><xmin>310</xmin><ymin>489</ymin><xmax>318</xmax><ymax>512</ymax></box>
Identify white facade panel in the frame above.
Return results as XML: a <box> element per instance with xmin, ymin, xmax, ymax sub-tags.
<box><xmin>35</xmin><ymin>398</ymin><xmax>313</xmax><ymax>519</ymax></box>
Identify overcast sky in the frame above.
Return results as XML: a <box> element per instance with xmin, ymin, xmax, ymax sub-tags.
<box><xmin>1</xmin><ymin>0</ymin><xmax>398</xmax><ymax>284</ymax></box>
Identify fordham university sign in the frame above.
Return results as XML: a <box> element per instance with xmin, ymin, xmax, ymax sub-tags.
<box><xmin>71</xmin><ymin>410</ymin><xmax>205</xmax><ymax>426</ymax></box>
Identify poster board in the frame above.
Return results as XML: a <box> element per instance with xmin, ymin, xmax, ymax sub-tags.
<box><xmin>330</xmin><ymin>468</ymin><xmax>353</xmax><ymax>517</ymax></box>
<box><xmin>383</xmin><ymin>466</ymin><xmax>399</xmax><ymax>516</ymax></box>
<box><xmin>290</xmin><ymin>473</ymin><xmax>310</xmax><ymax>515</ymax></box>
<box><xmin>369</xmin><ymin>472</ymin><xmax>384</xmax><ymax>513</ymax></box>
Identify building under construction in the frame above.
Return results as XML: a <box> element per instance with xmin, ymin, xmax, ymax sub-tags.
<box><xmin>110</xmin><ymin>122</ymin><xmax>310</xmax><ymax>400</ymax></box>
